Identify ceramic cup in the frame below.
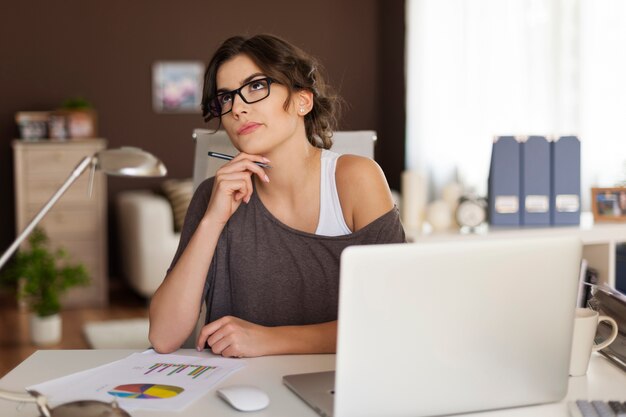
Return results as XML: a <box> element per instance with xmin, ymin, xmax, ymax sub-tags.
<box><xmin>569</xmin><ymin>308</ymin><xmax>618</xmax><ymax>376</ymax></box>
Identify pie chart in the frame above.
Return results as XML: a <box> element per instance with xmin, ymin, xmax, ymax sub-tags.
<box><xmin>108</xmin><ymin>383</ymin><xmax>184</xmax><ymax>399</ymax></box>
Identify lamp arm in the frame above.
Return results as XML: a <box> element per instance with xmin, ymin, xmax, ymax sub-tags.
<box><xmin>0</xmin><ymin>389</ymin><xmax>53</xmax><ymax>417</ymax></box>
<box><xmin>0</xmin><ymin>389</ymin><xmax>36</xmax><ymax>403</ymax></box>
<box><xmin>0</xmin><ymin>155</ymin><xmax>95</xmax><ymax>270</ymax></box>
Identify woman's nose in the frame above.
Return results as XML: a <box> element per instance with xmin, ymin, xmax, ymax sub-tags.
<box><xmin>230</xmin><ymin>92</ymin><xmax>248</xmax><ymax>117</ymax></box>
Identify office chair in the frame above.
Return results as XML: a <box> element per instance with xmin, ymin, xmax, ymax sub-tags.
<box><xmin>191</xmin><ymin>128</ymin><xmax>377</xmax><ymax>191</ymax></box>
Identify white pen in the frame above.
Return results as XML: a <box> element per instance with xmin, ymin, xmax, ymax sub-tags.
<box><xmin>208</xmin><ymin>151</ymin><xmax>271</xmax><ymax>169</ymax></box>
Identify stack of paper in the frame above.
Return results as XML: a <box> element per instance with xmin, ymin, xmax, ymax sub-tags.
<box><xmin>27</xmin><ymin>350</ymin><xmax>245</xmax><ymax>412</ymax></box>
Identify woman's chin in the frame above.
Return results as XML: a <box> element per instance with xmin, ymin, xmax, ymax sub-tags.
<box><xmin>237</xmin><ymin>142</ymin><xmax>273</xmax><ymax>157</ymax></box>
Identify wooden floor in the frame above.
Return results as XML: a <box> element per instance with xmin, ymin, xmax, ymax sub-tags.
<box><xmin>0</xmin><ymin>281</ymin><xmax>149</xmax><ymax>378</ymax></box>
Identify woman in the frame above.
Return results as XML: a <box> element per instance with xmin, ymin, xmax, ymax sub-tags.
<box><xmin>149</xmin><ymin>34</ymin><xmax>405</xmax><ymax>357</ymax></box>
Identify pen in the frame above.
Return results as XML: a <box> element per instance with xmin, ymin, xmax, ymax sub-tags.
<box><xmin>208</xmin><ymin>151</ymin><xmax>271</xmax><ymax>169</ymax></box>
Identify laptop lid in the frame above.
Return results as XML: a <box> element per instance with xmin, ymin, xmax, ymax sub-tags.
<box><xmin>331</xmin><ymin>236</ymin><xmax>581</xmax><ymax>417</ymax></box>
<box><xmin>283</xmin><ymin>371</ymin><xmax>335</xmax><ymax>417</ymax></box>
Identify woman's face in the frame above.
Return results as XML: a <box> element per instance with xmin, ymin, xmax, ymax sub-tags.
<box><xmin>216</xmin><ymin>54</ymin><xmax>300</xmax><ymax>155</ymax></box>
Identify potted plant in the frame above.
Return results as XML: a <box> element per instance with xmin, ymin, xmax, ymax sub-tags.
<box><xmin>0</xmin><ymin>227</ymin><xmax>89</xmax><ymax>345</ymax></box>
<box><xmin>61</xmin><ymin>97</ymin><xmax>98</xmax><ymax>139</ymax></box>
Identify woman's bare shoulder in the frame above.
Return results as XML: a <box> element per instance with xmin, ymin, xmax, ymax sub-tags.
<box><xmin>335</xmin><ymin>154</ymin><xmax>394</xmax><ymax>231</ymax></box>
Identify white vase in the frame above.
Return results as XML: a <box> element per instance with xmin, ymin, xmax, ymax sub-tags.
<box><xmin>426</xmin><ymin>200</ymin><xmax>453</xmax><ymax>232</ymax></box>
<box><xmin>401</xmin><ymin>170</ymin><xmax>429</xmax><ymax>231</ymax></box>
<box><xmin>442</xmin><ymin>182</ymin><xmax>463</xmax><ymax>217</ymax></box>
<box><xmin>29</xmin><ymin>313</ymin><xmax>62</xmax><ymax>346</ymax></box>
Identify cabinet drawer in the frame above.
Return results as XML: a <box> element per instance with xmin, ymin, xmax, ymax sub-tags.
<box><xmin>63</xmin><ymin>281</ymin><xmax>105</xmax><ymax>308</ymax></box>
<box><xmin>27</xmin><ymin>209</ymin><xmax>101</xmax><ymax>237</ymax></box>
<box><xmin>24</xmin><ymin>148</ymin><xmax>97</xmax><ymax>175</ymax></box>
<box><xmin>23</xmin><ymin>174</ymin><xmax>103</xmax><ymax>206</ymax></box>
<box><xmin>62</xmin><ymin>257</ymin><xmax>105</xmax><ymax>308</ymax></box>
<box><xmin>40</xmin><ymin>238</ymin><xmax>105</xmax><ymax>307</ymax></box>
<box><xmin>52</xmin><ymin>238</ymin><xmax>101</xmax><ymax>262</ymax></box>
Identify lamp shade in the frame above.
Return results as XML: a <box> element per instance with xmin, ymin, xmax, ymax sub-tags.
<box><xmin>95</xmin><ymin>147</ymin><xmax>167</xmax><ymax>177</ymax></box>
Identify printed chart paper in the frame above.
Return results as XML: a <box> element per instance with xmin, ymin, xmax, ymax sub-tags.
<box><xmin>28</xmin><ymin>351</ymin><xmax>245</xmax><ymax>412</ymax></box>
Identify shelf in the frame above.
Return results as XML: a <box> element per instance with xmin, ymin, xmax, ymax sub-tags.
<box><xmin>406</xmin><ymin>213</ymin><xmax>626</xmax><ymax>287</ymax></box>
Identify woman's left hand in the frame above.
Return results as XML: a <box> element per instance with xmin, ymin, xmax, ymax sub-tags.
<box><xmin>196</xmin><ymin>316</ymin><xmax>271</xmax><ymax>358</ymax></box>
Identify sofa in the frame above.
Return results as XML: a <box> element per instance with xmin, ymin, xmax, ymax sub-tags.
<box><xmin>116</xmin><ymin>190</ymin><xmax>181</xmax><ymax>298</ymax></box>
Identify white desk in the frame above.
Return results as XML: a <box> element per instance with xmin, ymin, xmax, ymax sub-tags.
<box><xmin>0</xmin><ymin>349</ymin><xmax>625</xmax><ymax>417</ymax></box>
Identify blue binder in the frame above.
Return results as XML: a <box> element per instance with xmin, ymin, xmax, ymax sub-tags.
<box><xmin>521</xmin><ymin>136</ymin><xmax>551</xmax><ymax>226</ymax></box>
<box><xmin>551</xmin><ymin>136</ymin><xmax>581</xmax><ymax>225</ymax></box>
<box><xmin>488</xmin><ymin>136</ymin><xmax>520</xmax><ymax>226</ymax></box>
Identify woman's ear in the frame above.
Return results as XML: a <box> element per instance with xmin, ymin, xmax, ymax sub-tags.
<box><xmin>295</xmin><ymin>89</ymin><xmax>314</xmax><ymax>116</ymax></box>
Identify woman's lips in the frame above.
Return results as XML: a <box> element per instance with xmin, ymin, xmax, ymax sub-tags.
<box><xmin>237</xmin><ymin>123</ymin><xmax>261</xmax><ymax>135</ymax></box>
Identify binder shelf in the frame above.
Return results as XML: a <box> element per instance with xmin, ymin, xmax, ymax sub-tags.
<box><xmin>406</xmin><ymin>212</ymin><xmax>626</xmax><ymax>289</ymax></box>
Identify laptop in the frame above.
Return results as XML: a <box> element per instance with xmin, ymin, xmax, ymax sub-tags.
<box><xmin>283</xmin><ymin>236</ymin><xmax>582</xmax><ymax>417</ymax></box>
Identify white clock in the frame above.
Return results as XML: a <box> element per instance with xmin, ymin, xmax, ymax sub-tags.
<box><xmin>455</xmin><ymin>196</ymin><xmax>487</xmax><ymax>229</ymax></box>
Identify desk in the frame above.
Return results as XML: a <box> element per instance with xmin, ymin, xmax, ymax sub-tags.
<box><xmin>0</xmin><ymin>349</ymin><xmax>625</xmax><ymax>417</ymax></box>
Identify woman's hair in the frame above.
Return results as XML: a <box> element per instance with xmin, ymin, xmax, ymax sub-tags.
<box><xmin>201</xmin><ymin>34</ymin><xmax>343</xmax><ymax>149</ymax></box>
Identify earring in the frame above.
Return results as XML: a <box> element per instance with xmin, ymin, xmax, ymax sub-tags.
<box><xmin>300</xmin><ymin>108</ymin><xmax>305</xmax><ymax>113</ymax></box>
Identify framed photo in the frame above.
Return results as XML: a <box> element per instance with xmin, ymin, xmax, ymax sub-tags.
<box><xmin>591</xmin><ymin>187</ymin><xmax>626</xmax><ymax>222</ymax></box>
<box><xmin>152</xmin><ymin>61</ymin><xmax>204</xmax><ymax>113</ymax></box>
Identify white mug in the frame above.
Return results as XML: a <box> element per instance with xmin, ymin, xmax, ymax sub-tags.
<box><xmin>569</xmin><ymin>308</ymin><xmax>619</xmax><ymax>376</ymax></box>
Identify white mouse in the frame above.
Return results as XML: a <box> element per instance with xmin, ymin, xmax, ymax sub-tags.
<box><xmin>217</xmin><ymin>385</ymin><xmax>270</xmax><ymax>412</ymax></box>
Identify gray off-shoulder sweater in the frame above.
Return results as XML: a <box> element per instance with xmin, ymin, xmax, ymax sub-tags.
<box><xmin>168</xmin><ymin>177</ymin><xmax>406</xmax><ymax>327</ymax></box>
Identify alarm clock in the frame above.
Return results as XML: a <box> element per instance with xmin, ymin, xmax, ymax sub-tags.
<box><xmin>455</xmin><ymin>195</ymin><xmax>487</xmax><ymax>229</ymax></box>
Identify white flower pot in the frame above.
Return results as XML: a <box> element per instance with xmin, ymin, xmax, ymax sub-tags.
<box><xmin>29</xmin><ymin>313</ymin><xmax>62</xmax><ymax>346</ymax></box>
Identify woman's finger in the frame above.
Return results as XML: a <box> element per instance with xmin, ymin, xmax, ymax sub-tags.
<box><xmin>196</xmin><ymin>328</ymin><xmax>212</xmax><ymax>351</ymax></box>
<box><xmin>206</xmin><ymin>328</ymin><xmax>227</xmax><ymax>348</ymax></box>
<box><xmin>196</xmin><ymin>318</ymin><xmax>228</xmax><ymax>350</ymax></box>
<box><xmin>217</xmin><ymin>158</ymin><xmax>270</xmax><ymax>184</ymax></box>
<box><xmin>216</xmin><ymin>174</ymin><xmax>253</xmax><ymax>204</ymax></box>
<box><xmin>210</xmin><ymin>334</ymin><xmax>233</xmax><ymax>355</ymax></box>
<box><xmin>221</xmin><ymin>344</ymin><xmax>243</xmax><ymax>358</ymax></box>
<box><xmin>231</xmin><ymin>152</ymin><xmax>270</xmax><ymax>167</ymax></box>
<box><xmin>215</xmin><ymin>173</ymin><xmax>250</xmax><ymax>196</ymax></box>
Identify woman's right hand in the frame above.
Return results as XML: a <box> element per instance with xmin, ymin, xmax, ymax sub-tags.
<box><xmin>205</xmin><ymin>153</ymin><xmax>270</xmax><ymax>225</ymax></box>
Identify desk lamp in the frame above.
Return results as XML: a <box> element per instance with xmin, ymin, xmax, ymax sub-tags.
<box><xmin>0</xmin><ymin>146</ymin><xmax>166</xmax><ymax>269</ymax></box>
<box><xmin>0</xmin><ymin>146</ymin><xmax>166</xmax><ymax>416</ymax></box>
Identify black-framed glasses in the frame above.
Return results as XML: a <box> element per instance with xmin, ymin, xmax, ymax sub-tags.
<box><xmin>208</xmin><ymin>77</ymin><xmax>274</xmax><ymax>118</ymax></box>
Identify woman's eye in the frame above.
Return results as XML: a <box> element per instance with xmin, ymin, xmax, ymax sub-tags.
<box><xmin>249</xmin><ymin>80</ymin><xmax>267</xmax><ymax>91</ymax></box>
<box><xmin>219</xmin><ymin>94</ymin><xmax>232</xmax><ymax>105</ymax></box>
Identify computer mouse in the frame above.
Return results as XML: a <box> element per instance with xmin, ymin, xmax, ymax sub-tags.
<box><xmin>216</xmin><ymin>385</ymin><xmax>270</xmax><ymax>412</ymax></box>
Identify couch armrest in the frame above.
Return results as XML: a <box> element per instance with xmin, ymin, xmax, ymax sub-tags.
<box><xmin>116</xmin><ymin>191</ymin><xmax>181</xmax><ymax>298</ymax></box>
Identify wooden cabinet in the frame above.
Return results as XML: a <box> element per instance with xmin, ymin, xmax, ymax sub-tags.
<box><xmin>12</xmin><ymin>139</ymin><xmax>108</xmax><ymax>307</ymax></box>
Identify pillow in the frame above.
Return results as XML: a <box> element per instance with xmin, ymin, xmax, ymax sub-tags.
<box><xmin>161</xmin><ymin>178</ymin><xmax>193</xmax><ymax>232</ymax></box>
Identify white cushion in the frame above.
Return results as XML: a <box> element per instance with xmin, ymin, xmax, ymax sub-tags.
<box><xmin>116</xmin><ymin>191</ymin><xmax>180</xmax><ymax>298</ymax></box>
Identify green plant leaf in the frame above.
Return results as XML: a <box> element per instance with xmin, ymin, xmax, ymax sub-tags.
<box><xmin>0</xmin><ymin>227</ymin><xmax>90</xmax><ymax>316</ymax></box>
<box><xmin>62</xmin><ymin>97</ymin><xmax>92</xmax><ymax>110</ymax></box>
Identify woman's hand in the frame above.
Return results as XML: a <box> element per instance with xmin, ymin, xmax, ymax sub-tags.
<box><xmin>196</xmin><ymin>316</ymin><xmax>272</xmax><ymax>358</ymax></box>
<box><xmin>205</xmin><ymin>153</ymin><xmax>270</xmax><ymax>225</ymax></box>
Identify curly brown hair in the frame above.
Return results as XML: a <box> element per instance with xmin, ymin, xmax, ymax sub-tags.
<box><xmin>201</xmin><ymin>34</ymin><xmax>343</xmax><ymax>149</ymax></box>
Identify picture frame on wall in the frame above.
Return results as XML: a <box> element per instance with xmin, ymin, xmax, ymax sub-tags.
<box><xmin>152</xmin><ymin>61</ymin><xmax>204</xmax><ymax>113</ymax></box>
<box><xmin>591</xmin><ymin>187</ymin><xmax>626</xmax><ymax>222</ymax></box>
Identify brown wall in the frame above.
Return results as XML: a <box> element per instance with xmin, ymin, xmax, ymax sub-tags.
<box><xmin>0</xmin><ymin>0</ymin><xmax>405</xmax><ymax>277</ymax></box>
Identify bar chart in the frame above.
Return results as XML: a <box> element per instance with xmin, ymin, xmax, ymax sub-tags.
<box><xmin>144</xmin><ymin>362</ymin><xmax>217</xmax><ymax>379</ymax></box>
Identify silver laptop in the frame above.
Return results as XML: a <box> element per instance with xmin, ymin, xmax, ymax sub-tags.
<box><xmin>283</xmin><ymin>236</ymin><xmax>582</xmax><ymax>417</ymax></box>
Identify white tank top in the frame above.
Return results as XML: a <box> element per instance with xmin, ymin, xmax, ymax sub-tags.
<box><xmin>315</xmin><ymin>149</ymin><xmax>352</xmax><ymax>236</ymax></box>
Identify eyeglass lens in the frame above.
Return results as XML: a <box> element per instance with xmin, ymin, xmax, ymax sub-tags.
<box><xmin>211</xmin><ymin>78</ymin><xmax>272</xmax><ymax>117</ymax></box>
